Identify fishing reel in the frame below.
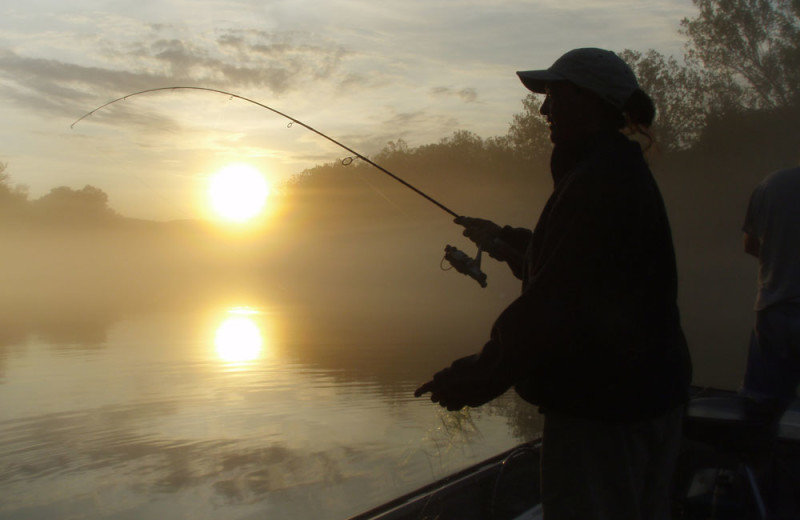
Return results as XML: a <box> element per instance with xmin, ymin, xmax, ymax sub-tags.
<box><xmin>442</xmin><ymin>245</ymin><xmax>487</xmax><ymax>288</ymax></box>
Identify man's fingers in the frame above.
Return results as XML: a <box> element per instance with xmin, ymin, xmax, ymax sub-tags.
<box><xmin>414</xmin><ymin>373</ymin><xmax>470</xmax><ymax>411</ymax></box>
<box><xmin>414</xmin><ymin>381</ymin><xmax>435</xmax><ymax>398</ymax></box>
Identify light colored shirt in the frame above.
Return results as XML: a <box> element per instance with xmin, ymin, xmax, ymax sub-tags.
<box><xmin>743</xmin><ymin>167</ymin><xmax>800</xmax><ymax>310</ymax></box>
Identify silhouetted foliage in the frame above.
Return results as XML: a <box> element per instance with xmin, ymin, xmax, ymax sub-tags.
<box><xmin>34</xmin><ymin>185</ymin><xmax>117</xmax><ymax>222</ymax></box>
<box><xmin>681</xmin><ymin>0</ymin><xmax>800</xmax><ymax>109</ymax></box>
<box><xmin>0</xmin><ymin>172</ymin><xmax>118</xmax><ymax>226</ymax></box>
<box><xmin>0</xmin><ymin>163</ymin><xmax>30</xmax><ymax>216</ymax></box>
<box><xmin>608</xmin><ymin>1</ymin><xmax>800</xmax><ymax>153</ymax></box>
<box><xmin>505</xmin><ymin>94</ymin><xmax>552</xmax><ymax>164</ymax></box>
<box><xmin>283</xmin><ymin>127</ymin><xmax>552</xmax><ymax>233</ymax></box>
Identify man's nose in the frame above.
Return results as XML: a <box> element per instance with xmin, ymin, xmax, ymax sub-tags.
<box><xmin>539</xmin><ymin>96</ymin><xmax>550</xmax><ymax>116</ymax></box>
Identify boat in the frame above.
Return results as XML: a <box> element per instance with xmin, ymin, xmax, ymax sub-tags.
<box><xmin>347</xmin><ymin>387</ymin><xmax>800</xmax><ymax>520</ymax></box>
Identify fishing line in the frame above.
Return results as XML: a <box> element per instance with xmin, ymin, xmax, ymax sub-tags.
<box><xmin>70</xmin><ymin>86</ymin><xmax>460</xmax><ymax>218</ymax></box>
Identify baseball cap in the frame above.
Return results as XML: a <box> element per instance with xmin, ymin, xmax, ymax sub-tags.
<box><xmin>516</xmin><ymin>48</ymin><xmax>639</xmax><ymax>110</ymax></box>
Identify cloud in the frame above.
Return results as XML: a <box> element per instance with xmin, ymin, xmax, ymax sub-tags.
<box><xmin>0</xmin><ymin>28</ymin><xmax>357</xmax><ymax>120</ymax></box>
<box><xmin>430</xmin><ymin>86</ymin><xmax>478</xmax><ymax>103</ymax></box>
<box><xmin>325</xmin><ymin>109</ymin><xmax>462</xmax><ymax>155</ymax></box>
<box><xmin>0</xmin><ymin>49</ymin><xmax>175</xmax><ymax>117</ymax></box>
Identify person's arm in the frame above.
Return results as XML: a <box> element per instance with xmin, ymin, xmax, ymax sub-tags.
<box><xmin>744</xmin><ymin>232</ymin><xmax>760</xmax><ymax>258</ymax></box>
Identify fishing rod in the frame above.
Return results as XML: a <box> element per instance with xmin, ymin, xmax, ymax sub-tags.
<box><xmin>71</xmin><ymin>86</ymin><xmax>488</xmax><ymax>286</ymax></box>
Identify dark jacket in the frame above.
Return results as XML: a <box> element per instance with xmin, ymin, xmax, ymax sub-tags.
<box><xmin>465</xmin><ymin>130</ymin><xmax>692</xmax><ymax>421</ymax></box>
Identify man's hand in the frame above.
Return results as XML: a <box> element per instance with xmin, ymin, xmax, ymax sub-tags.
<box><xmin>454</xmin><ymin>216</ymin><xmax>522</xmax><ymax>266</ymax></box>
<box><xmin>414</xmin><ymin>353</ymin><xmax>507</xmax><ymax>411</ymax></box>
<box><xmin>454</xmin><ymin>216</ymin><xmax>503</xmax><ymax>250</ymax></box>
<box><xmin>414</xmin><ymin>379</ymin><xmax>462</xmax><ymax>411</ymax></box>
<box><xmin>414</xmin><ymin>376</ymin><xmax>470</xmax><ymax>411</ymax></box>
<box><xmin>414</xmin><ymin>381</ymin><xmax>436</xmax><ymax>398</ymax></box>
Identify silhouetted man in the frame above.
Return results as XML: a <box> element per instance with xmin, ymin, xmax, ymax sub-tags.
<box><xmin>415</xmin><ymin>48</ymin><xmax>692</xmax><ymax>520</ymax></box>
<box><xmin>741</xmin><ymin>166</ymin><xmax>800</xmax><ymax>425</ymax></box>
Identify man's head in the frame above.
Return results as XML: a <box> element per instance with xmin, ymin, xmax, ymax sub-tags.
<box><xmin>536</xmin><ymin>81</ymin><xmax>619</xmax><ymax>145</ymax></box>
<box><xmin>516</xmin><ymin>48</ymin><xmax>652</xmax><ymax>145</ymax></box>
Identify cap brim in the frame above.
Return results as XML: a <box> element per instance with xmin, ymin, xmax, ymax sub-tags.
<box><xmin>516</xmin><ymin>69</ymin><xmax>563</xmax><ymax>93</ymax></box>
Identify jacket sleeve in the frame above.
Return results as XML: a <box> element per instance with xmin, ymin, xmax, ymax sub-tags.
<box><xmin>497</xmin><ymin>226</ymin><xmax>533</xmax><ymax>280</ymax></box>
<box><xmin>429</xmin><ymin>339</ymin><xmax>518</xmax><ymax>410</ymax></box>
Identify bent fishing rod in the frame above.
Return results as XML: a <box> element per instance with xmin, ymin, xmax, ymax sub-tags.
<box><xmin>71</xmin><ymin>86</ymin><xmax>488</xmax><ymax>287</ymax></box>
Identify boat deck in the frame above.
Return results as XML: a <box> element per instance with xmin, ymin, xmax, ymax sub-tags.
<box><xmin>348</xmin><ymin>387</ymin><xmax>800</xmax><ymax>520</ymax></box>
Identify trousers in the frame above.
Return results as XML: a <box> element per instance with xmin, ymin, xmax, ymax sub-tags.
<box><xmin>540</xmin><ymin>405</ymin><xmax>684</xmax><ymax>520</ymax></box>
<box><xmin>742</xmin><ymin>302</ymin><xmax>800</xmax><ymax>408</ymax></box>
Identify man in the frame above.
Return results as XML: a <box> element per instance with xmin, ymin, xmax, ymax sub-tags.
<box><xmin>415</xmin><ymin>48</ymin><xmax>692</xmax><ymax>520</ymax></box>
<box><xmin>741</xmin><ymin>166</ymin><xmax>800</xmax><ymax>424</ymax></box>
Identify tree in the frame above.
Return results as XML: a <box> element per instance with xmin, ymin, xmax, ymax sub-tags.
<box><xmin>681</xmin><ymin>0</ymin><xmax>800</xmax><ymax>109</ymax></box>
<box><xmin>505</xmin><ymin>94</ymin><xmax>552</xmax><ymax>163</ymax></box>
<box><xmin>0</xmin><ymin>163</ymin><xmax>30</xmax><ymax>215</ymax></box>
<box><xmin>34</xmin><ymin>185</ymin><xmax>117</xmax><ymax>221</ymax></box>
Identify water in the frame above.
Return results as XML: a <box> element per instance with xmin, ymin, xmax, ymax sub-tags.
<box><xmin>0</xmin><ymin>301</ymin><xmax>537</xmax><ymax>520</ymax></box>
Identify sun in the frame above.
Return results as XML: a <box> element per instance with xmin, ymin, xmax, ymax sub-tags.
<box><xmin>208</xmin><ymin>163</ymin><xmax>270</xmax><ymax>222</ymax></box>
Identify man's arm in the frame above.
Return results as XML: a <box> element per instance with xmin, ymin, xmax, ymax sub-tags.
<box><xmin>744</xmin><ymin>232</ymin><xmax>760</xmax><ymax>258</ymax></box>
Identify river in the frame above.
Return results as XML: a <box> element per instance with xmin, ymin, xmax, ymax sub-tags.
<box><xmin>0</xmin><ymin>298</ymin><xmax>538</xmax><ymax>520</ymax></box>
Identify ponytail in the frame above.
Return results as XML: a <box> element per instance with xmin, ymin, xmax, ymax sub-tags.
<box><xmin>623</xmin><ymin>88</ymin><xmax>656</xmax><ymax>150</ymax></box>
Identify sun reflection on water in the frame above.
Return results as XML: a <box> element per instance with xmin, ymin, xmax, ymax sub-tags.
<box><xmin>214</xmin><ymin>307</ymin><xmax>265</xmax><ymax>365</ymax></box>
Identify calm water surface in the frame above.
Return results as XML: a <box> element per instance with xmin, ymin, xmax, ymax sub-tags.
<box><xmin>0</xmin><ymin>301</ymin><xmax>536</xmax><ymax>520</ymax></box>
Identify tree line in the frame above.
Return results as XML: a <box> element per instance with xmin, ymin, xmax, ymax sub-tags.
<box><xmin>0</xmin><ymin>162</ymin><xmax>117</xmax><ymax>225</ymax></box>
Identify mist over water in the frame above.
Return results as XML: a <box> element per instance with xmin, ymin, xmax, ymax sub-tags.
<box><xmin>0</xmin><ymin>210</ymin><xmax>543</xmax><ymax>519</ymax></box>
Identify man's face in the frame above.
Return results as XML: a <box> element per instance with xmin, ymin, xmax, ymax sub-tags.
<box><xmin>539</xmin><ymin>82</ymin><xmax>603</xmax><ymax>145</ymax></box>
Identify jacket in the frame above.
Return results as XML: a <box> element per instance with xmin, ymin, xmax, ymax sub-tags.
<box><xmin>459</xmin><ymin>130</ymin><xmax>692</xmax><ymax>421</ymax></box>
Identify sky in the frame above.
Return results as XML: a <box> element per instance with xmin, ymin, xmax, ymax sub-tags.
<box><xmin>0</xmin><ymin>0</ymin><xmax>697</xmax><ymax>221</ymax></box>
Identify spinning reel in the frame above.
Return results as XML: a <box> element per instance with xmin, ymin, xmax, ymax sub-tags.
<box><xmin>442</xmin><ymin>245</ymin><xmax>487</xmax><ymax>288</ymax></box>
